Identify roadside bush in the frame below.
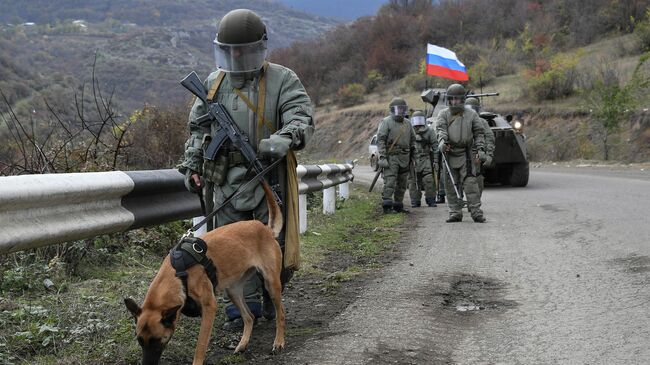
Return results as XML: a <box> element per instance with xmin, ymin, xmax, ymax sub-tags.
<box><xmin>336</xmin><ymin>83</ymin><xmax>366</xmax><ymax>108</ymax></box>
<box><xmin>525</xmin><ymin>52</ymin><xmax>580</xmax><ymax>100</ymax></box>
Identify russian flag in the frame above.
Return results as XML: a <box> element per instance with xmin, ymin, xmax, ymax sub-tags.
<box><xmin>426</xmin><ymin>44</ymin><xmax>469</xmax><ymax>81</ymax></box>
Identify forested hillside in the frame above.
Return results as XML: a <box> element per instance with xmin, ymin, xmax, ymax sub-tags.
<box><xmin>0</xmin><ymin>0</ymin><xmax>336</xmax><ymax>118</ymax></box>
<box><xmin>269</xmin><ymin>0</ymin><xmax>650</xmax><ymax>163</ymax></box>
<box><xmin>271</xmin><ymin>0</ymin><xmax>648</xmax><ymax>103</ymax></box>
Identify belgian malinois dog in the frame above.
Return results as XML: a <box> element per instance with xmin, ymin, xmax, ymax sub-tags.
<box><xmin>124</xmin><ymin>182</ymin><xmax>285</xmax><ymax>365</ymax></box>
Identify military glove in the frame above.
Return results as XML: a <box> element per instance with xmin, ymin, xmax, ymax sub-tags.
<box><xmin>378</xmin><ymin>156</ymin><xmax>389</xmax><ymax>169</ymax></box>
<box><xmin>478</xmin><ymin>150</ymin><xmax>488</xmax><ymax>162</ymax></box>
<box><xmin>438</xmin><ymin>140</ymin><xmax>450</xmax><ymax>153</ymax></box>
<box><xmin>259</xmin><ymin>134</ymin><xmax>292</xmax><ymax>159</ymax></box>
<box><xmin>184</xmin><ymin>170</ymin><xmax>202</xmax><ymax>194</ymax></box>
<box><xmin>484</xmin><ymin>155</ymin><xmax>493</xmax><ymax>167</ymax></box>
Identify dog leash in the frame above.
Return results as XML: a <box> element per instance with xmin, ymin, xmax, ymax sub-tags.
<box><xmin>184</xmin><ymin>158</ymin><xmax>284</xmax><ymax>237</ymax></box>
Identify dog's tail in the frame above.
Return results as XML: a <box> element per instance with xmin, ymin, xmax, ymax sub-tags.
<box><xmin>262</xmin><ymin>181</ymin><xmax>283</xmax><ymax>238</ymax></box>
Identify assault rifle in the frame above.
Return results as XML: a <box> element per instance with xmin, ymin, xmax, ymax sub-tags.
<box><xmin>180</xmin><ymin>71</ymin><xmax>282</xmax><ymax>205</ymax></box>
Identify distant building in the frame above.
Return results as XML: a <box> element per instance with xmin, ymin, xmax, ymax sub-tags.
<box><xmin>72</xmin><ymin>20</ymin><xmax>88</xmax><ymax>30</ymax></box>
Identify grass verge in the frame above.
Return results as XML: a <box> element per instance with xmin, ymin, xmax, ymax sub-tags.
<box><xmin>0</xmin><ymin>183</ymin><xmax>404</xmax><ymax>364</ymax></box>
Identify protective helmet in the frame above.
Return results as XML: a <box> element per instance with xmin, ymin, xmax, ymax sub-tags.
<box><xmin>410</xmin><ymin>110</ymin><xmax>426</xmax><ymax>127</ymax></box>
<box><xmin>214</xmin><ymin>9</ymin><xmax>268</xmax><ymax>72</ymax></box>
<box><xmin>465</xmin><ymin>97</ymin><xmax>480</xmax><ymax>113</ymax></box>
<box><xmin>446</xmin><ymin>83</ymin><xmax>466</xmax><ymax>113</ymax></box>
<box><xmin>388</xmin><ymin>97</ymin><xmax>408</xmax><ymax>117</ymax></box>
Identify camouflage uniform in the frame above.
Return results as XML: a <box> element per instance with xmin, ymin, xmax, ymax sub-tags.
<box><xmin>377</xmin><ymin>114</ymin><xmax>416</xmax><ymax>213</ymax></box>
<box><xmin>476</xmin><ymin>116</ymin><xmax>495</xmax><ymax>196</ymax></box>
<box><xmin>179</xmin><ymin>49</ymin><xmax>314</xmax><ymax>321</ymax></box>
<box><xmin>465</xmin><ymin>98</ymin><xmax>495</xmax><ymax>197</ymax></box>
<box><xmin>409</xmin><ymin>121</ymin><xmax>438</xmax><ymax>207</ymax></box>
<box><xmin>436</xmin><ymin>107</ymin><xmax>486</xmax><ymax>222</ymax></box>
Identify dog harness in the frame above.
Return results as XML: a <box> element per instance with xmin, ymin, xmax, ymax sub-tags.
<box><xmin>169</xmin><ymin>237</ymin><xmax>218</xmax><ymax>316</ymax></box>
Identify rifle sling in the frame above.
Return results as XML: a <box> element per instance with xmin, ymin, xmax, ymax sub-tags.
<box><xmin>233</xmin><ymin>62</ymin><xmax>275</xmax><ymax>144</ymax></box>
<box><xmin>387</xmin><ymin>122</ymin><xmax>408</xmax><ymax>155</ymax></box>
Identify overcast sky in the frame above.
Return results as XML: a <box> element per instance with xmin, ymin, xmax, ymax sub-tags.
<box><xmin>278</xmin><ymin>0</ymin><xmax>386</xmax><ymax>20</ymax></box>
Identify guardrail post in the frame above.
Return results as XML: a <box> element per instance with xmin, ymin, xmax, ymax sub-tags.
<box><xmin>299</xmin><ymin>194</ymin><xmax>307</xmax><ymax>234</ymax></box>
<box><xmin>323</xmin><ymin>186</ymin><xmax>336</xmax><ymax>215</ymax></box>
<box><xmin>338</xmin><ymin>181</ymin><xmax>350</xmax><ymax>199</ymax></box>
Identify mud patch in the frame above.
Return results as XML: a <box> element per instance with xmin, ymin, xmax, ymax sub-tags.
<box><xmin>609</xmin><ymin>254</ymin><xmax>650</xmax><ymax>274</ymax></box>
<box><xmin>539</xmin><ymin>204</ymin><xmax>565</xmax><ymax>212</ymax></box>
<box><xmin>553</xmin><ymin>226</ymin><xmax>578</xmax><ymax>239</ymax></box>
<box><xmin>436</xmin><ymin>274</ymin><xmax>518</xmax><ymax>314</ymax></box>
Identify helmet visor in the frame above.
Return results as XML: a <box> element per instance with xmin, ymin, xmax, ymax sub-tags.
<box><xmin>446</xmin><ymin>95</ymin><xmax>465</xmax><ymax>106</ymax></box>
<box><xmin>390</xmin><ymin>105</ymin><xmax>408</xmax><ymax>116</ymax></box>
<box><xmin>213</xmin><ymin>37</ymin><xmax>267</xmax><ymax>73</ymax></box>
<box><xmin>411</xmin><ymin>115</ymin><xmax>426</xmax><ymax>126</ymax></box>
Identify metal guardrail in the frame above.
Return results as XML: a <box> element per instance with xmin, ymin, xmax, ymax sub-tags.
<box><xmin>0</xmin><ymin>164</ymin><xmax>354</xmax><ymax>255</ymax></box>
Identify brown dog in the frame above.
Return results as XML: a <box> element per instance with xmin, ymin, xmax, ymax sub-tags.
<box><xmin>124</xmin><ymin>182</ymin><xmax>285</xmax><ymax>365</ymax></box>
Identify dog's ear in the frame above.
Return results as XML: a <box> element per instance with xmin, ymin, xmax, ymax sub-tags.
<box><xmin>124</xmin><ymin>298</ymin><xmax>142</xmax><ymax>319</ymax></box>
<box><xmin>161</xmin><ymin>305</ymin><xmax>182</xmax><ymax>328</ymax></box>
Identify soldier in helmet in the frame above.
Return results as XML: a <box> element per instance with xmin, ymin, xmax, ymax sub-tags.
<box><xmin>178</xmin><ymin>9</ymin><xmax>315</xmax><ymax>330</ymax></box>
<box><xmin>408</xmin><ymin>110</ymin><xmax>438</xmax><ymax>208</ymax></box>
<box><xmin>465</xmin><ymin>97</ymin><xmax>495</xmax><ymax>197</ymax></box>
<box><xmin>435</xmin><ymin>84</ymin><xmax>487</xmax><ymax>223</ymax></box>
<box><xmin>377</xmin><ymin>97</ymin><xmax>416</xmax><ymax>213</ymax></box>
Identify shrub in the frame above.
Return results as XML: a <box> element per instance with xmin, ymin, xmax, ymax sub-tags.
<box><xmin>525</xmin><ymin>52</ymin><xmax>580</xmax><ymax>100</ymax></box>
<box><xmin>336</xmin><ymin>83</ymin><xmax>366</xmax><ymax>108</ymax></box>
<box><xmin>634</xmin><ymin>8</ymin><xmax>650</xmax><ymax>52</ymax></box>
<box><xmin>364</xmin><ymin>69</ymin><xmax>384</xmax><ymax>92</ymax></box>
<box><xmin>402</xmin><ymin>73</ymin><xmax>428</xmax><ymax>92</ymax></box>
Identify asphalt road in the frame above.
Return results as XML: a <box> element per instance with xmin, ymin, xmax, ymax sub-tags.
<box><xmin>284</xmin><ymin>165</ymin><xmax>650</xmax><ymax>364</ymax></box>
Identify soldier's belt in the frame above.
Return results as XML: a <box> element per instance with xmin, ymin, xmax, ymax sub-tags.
<box><xmin>388</xmin><ymin>148</ymin><xmax>411</xmax><ymax>155</ymax></box>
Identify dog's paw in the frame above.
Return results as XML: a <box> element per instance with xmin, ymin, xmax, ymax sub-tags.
<box><xmin>271</xmin><ymin>343</ymin><xmax>285</xmax><ymax>354</ymax></box>
<box><xmin>234</xmin><ymin>343</ymin><xmax>249</xmax><ymax>354</ymax></box>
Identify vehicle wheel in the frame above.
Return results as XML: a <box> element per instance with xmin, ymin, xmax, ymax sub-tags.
<box><xmin>498</xmin><ymin>166</ymin><xmax>511</xmax><ymax>185</ymax></box>
<box><xmin>510</xmin><ymin>161</ymin><xmax>529</xmax><ymax>187</ymax></box>
<box><xmin>370</xmin><ymin>155</ymin><xmax>379</xmax><ymax>171</ymax></box>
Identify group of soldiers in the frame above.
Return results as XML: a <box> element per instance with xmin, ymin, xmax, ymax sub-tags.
<box><xmin>375</xmin><ymin>84</ymin><xmax>495</xmax><ymax>223</ymax></box>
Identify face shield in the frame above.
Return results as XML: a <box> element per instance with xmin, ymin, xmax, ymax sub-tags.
<box><xmin>446</xmin><ymin>95</ymin><xmax>465</xmax><ymax>107</ymax></box>
<box><xmin>411</xmin><ymin>115</ymin><xmax>426</xmax><ymax>127</ymax></box>
<box><xmin>390</xmin><ymin>105</ymin><xmax>408</xmax><ymax>117</ymax></box>
<box><xmin>213</xmin><ymin>36</ymin><xmax>268</xmax><ymax>73</ymax></box>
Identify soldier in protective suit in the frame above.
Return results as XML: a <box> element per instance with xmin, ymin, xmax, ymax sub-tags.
<box><xmin>377</xmin><ymin>98</ymin><xmax>416</xmax><ymax>214</ymax></box>
<box><xmin>465</xmin><ymin>97</ymin><xmax>495</xmax><ymax>197</ymax></box>
<box><xmin>178</xmin><ymin>9</ymin><xmax>314</xmax><ymax>329</ymax></box>
<box><xmin>408</xmin><ymin>110</ymin><xmax>438</xmax><ymax>208</ymax></box>
<box><xmin>435</xmin><ymin>84</ymin><xmax>486</xmax><ymax>223</ymax></box>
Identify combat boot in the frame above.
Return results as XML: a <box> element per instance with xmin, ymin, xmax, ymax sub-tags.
<box><xmin>472</xmin><ymin>216</ymin><xmax>486</xmax><ymax>223</ymax></box>
<box><xmin>262</xmin><ymin>289</ymin><xmax>276</xmax><ymax>320</ymax></box>
<box><xmin>411</xmin><ymin>199</ymin><xmax>421</xmax><ymax>208</ymax></box>
<box><xmin>425</xmin><ymin>197</ymin><xmax>437</xmax><ymax>207</ymax></box>
<box><xmin>393</xmin><ymin>202</ymin><xmax>410</xmax><ymax>214</ymax></box>
<box><xmin>436</xmin><ymin>194</ymin><xmax>446</xmax><ymax>204</ymax></box>
<box><xmin>446</xmin><ymin>215</ymin><xmax>462</xmax><ymax>223</ymax></box>
<box><xmin>382</xmin><ymin>200</ymin><xmax>394</xmax><ymax>214</ymax></box>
